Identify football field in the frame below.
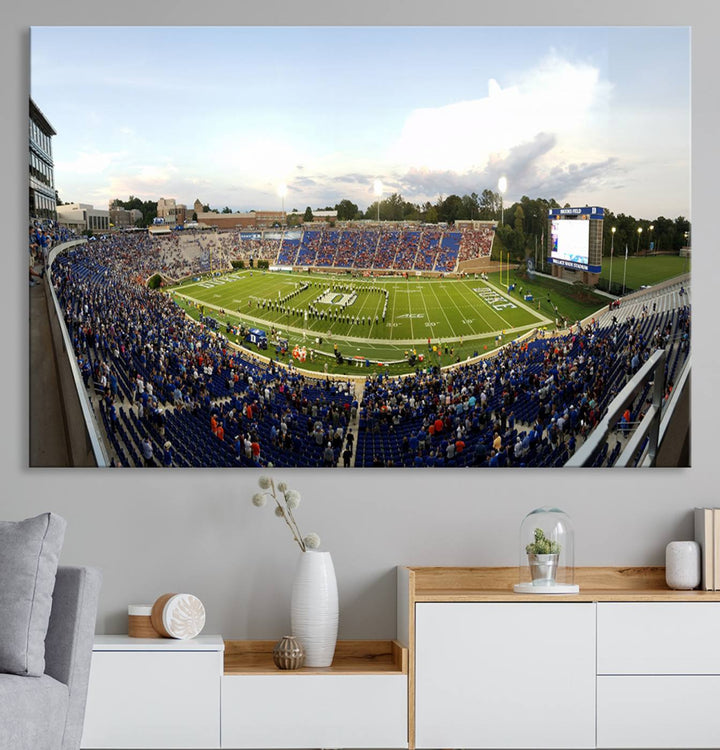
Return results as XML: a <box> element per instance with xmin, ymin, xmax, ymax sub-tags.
<box><xmin>169</xmin><ymin>269</ymin><xmax>552</xmax><ymax>369</ymax></box>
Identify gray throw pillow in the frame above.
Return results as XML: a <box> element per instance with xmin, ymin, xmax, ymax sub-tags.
<box><xmin>0</xmin><ymin>513</ymin><xmax>66</xmax><ymax>676</ymax></box>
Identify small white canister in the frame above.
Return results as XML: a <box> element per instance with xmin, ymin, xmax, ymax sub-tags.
<box><xmin>665</xmin><ymin>541</ymin><xmax>701</xmax><ymax>590</ymax></box>
<box><xmin>128</xmin><ymin>604</ymin><xmax>160</xmax><ymax>638</ymax></box>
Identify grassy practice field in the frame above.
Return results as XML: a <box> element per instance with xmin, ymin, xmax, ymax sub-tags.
<box><xmin>598</xmin><ymin>254</ymin><xmax>690</xmax><ymax>291</ymax></box>
<box><xmin>167</xmin><ymin>254</ymin><xmax>688</xmax><ymax>375</ymax></box>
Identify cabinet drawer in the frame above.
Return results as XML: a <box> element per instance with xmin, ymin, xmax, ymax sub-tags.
<box><xmin>597</xmin><ymin>675</ymin><xmax>720</xmax><ymax>748</ymax></box>
<box><xmin>221</xmin><ymin>673</ymin><xmax>407</xmax><ymax>748</ymax></box>
<box><xmin>597</xmin><ymin>603</ymin><xmax>720</xmax><ymax>674</ymax></box>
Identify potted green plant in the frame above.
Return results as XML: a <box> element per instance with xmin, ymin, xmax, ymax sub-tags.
<box><xmin>526</xmin><ymin>528</ymin><xmax>561</xmax><ymax>584</ymax></box>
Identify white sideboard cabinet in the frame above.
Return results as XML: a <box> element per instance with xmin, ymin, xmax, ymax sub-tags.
<box><xmin>223</xmin><ymin>673</ymin><xmax>407</xmax><ymax>748</ymax></box>
<box><xmin>415</xmin><ymin>602</ymin><xmax>596</xmax><ymax>749</ymax></box>
<box><xmin>399</xmin><ymin>566</ymin><xmax>720</xmax><ymax>750</ymax></box>
<box><xmin>81</xmin><ymin>637</ymin><xmax>407</xmax><ymax>750</ymax></box>
<box><xmin>596</xmin><ymin>602</ymin><xmax>720</xmax><ymax>748</ymax></box>
<box><xmin>221</xmin><ymin>640</ymin><xmax>408</xmax><ymax>749</ymax></box>
<box><xmin>80</xmin><ymin>635</ymin><xmax>224</xmax><ymax>749</ymax></box>
<box><xmin>81</xmin><ymin>570</ymin><xmax>720</xmax><ymax>750</ymax></box>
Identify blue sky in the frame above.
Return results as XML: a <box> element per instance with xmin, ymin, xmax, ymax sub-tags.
<box><xmin>30</xmin><ymin>26</ymin><xmax>690</xmax><ymax>219</ymax></box>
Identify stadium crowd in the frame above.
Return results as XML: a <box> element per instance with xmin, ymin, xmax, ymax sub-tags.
<box><xmin>91</xmin><ymin>224</ymin><xmax>497</xmax><ymax>280</ymax></box>
<box><xmin>457</xmin><ymin>227</ymin><xmax>494</xmax><ymax>262</ymax></box>
<box><xmin>233</xmin><ymin>225</ymin><xmax>496</xmax><ymax>273</ymax></box>
<box><xmin>49</xmin><ymin>233</ymin><xmax>360</xmax><ymax>467</ymax></box>
<box><xmin>44</xmin><ymin>229</ymin><xmax>689</xmax><ymax>468</ymax></box>
<box><xmin>355</xmin><ymin>302</ymin><xmax>690</xmax><ymax>468</ymax></box>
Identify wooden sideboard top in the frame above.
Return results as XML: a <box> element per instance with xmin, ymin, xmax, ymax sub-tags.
<box><xmin>223</xmin><ymin>639</ymin><xmax>408</xmax><ymax>676</ymax></box>
<box><xmin>402</xmin><ymin>566</ymin><xmax>720</xmax><ymax>602</ymax></box>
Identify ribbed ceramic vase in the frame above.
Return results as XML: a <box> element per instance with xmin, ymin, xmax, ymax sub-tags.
<box><xmin>272</xmin><ymin>635</ymin><xmax>305</xmax><ymax>670</ymax></box>
<box><xmin>290</xmin><ymin>550</ymin><xmax>338</xmax><ymax>667</ymax></box>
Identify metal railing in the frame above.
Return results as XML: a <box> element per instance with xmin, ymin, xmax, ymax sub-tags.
<box><xmin>644</xmin><ymin>352</ymin><xmax>690</xmax><ymax>467</ymax></box>
<box><xmin>565</xmin><ymin>349</ymin><xmax>668</xmax><ymax>468</ymax></box>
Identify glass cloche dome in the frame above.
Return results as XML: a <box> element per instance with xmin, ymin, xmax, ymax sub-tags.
<box><xmin>514</xmin><ymin>506</ymin><xmax>579</xmax><ymax>593</ymax></box>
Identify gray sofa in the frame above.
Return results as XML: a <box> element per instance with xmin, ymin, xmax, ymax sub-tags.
<box><xmin>0</xmin><ymin>565</ymin><xmax>102</xmax><ymax>750</ymax></box>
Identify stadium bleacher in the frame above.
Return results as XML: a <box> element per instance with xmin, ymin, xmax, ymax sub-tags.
<box><xmin>48</xmin><ymin>230</ymin><xmax>689</xmax><ymax>468</ymax></box>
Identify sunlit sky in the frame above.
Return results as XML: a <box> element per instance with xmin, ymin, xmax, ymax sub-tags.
<box><xmin>31</xmin><ymin>26</ymin><xmax>690</xmax><ymax>219</ymax></box>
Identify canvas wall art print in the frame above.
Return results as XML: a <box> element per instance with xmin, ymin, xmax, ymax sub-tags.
<box><xmin>29</xmin><ymin>25</ymin><xmax>691</xmax><ymax>468</ymax></box>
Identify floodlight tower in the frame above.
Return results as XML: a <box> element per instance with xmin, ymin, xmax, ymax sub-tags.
<box><xmin>278</xmin><ymin>183</ymin><xmax>287</xmax><ymax>226</ymax></box>
<box><xmin>373</xmin><ymin>179</ymin><xmax>383</xmax><ymax>223</ymax></box>
<box><xmin>609</xmin><ymin>226</ymin><xmax>616</xmax><ymax>294</ymax></box>
<box><xmin>498</xmin><ymin>176</ymin><xmax>507</xmax><ymax>226</ymax></box>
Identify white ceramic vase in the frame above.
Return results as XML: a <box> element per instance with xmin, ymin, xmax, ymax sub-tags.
<box><xmin>290</xmin><ymin>550</ymin><xmax>338</xmax><ymax>667</ymax></box>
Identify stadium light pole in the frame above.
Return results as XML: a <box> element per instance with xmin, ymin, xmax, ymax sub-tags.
<box><xmin>498</xmin><ymin>176</ymin><xmax>507</xmax><ymax>226</ymax></box>
<box><xmin>648</xmin><ymin>224</ymin><xmax>654</xmax><ymax>253</ymax></box>
<box><xmin>373</xmin><ymin>179</ymin><xmax>383</xmax><ymax>223</ymax></box>
<box><xmin>609</xmin><ymin>226</ymin><xmax>616</xmax><ymax>295</ymax></box>
<box><xmin>278</xmin><ymin>183</ymin><xmax>287</xmax><ymax>226</ymax></box>
<box><xmin>624</xmin><ymin>226</ymin><xmax>641</xmax><ymax>295</ymax></box>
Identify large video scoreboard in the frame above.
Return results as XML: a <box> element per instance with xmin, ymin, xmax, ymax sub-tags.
<box><xmin>547</xmin><ymin>206</ymin><xmax>604</xmax><ymax>274</ymax></box>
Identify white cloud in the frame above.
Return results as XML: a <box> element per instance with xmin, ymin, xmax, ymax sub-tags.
<box><xmin>103</xmin><ymin>165</ymin><xmax>201</xmax><ymax>200</ymax></box>
<box><xmin>212</xmin><ymin>136</ymin><xmax>304</xmax><ymax>189</ymax></box>
<box><xmin>393</xmin><ymin>52</ymin><xmax>612</xmax><ymax>174</ymax></box>
<box><xmin>55</xmin><ymin>150</ymin><xmax>125</xmax><ymax>176</ymax></box>
<box><xmin>135</xmin><ymin>163</ymin><xmax>180</xmax><ymax>185</ymax></box>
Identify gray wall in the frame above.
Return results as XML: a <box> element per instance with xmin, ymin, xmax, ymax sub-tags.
<box><xmin>5</xmin><ymin>1</ymin><xmax>719</xmax><ymax>640</ymax></box>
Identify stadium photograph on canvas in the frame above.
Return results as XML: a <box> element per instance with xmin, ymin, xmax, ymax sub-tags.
<box><xmin>28</xmin><ymin>26</ymin><xmax>691</xmax><ymax>468</ymax></box>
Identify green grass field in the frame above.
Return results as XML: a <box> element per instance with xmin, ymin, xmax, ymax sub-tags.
<box><xmin>167</xmin><ymin>255</ymin><xmax>688</xmax><ymax>375</ymax></box>
<box><xmin>169</xmin><ymin>269</ymin><xmax>584</xmax><ymax>374</ymax></box>
<box><xmin>599</xmin><ymin>254</ymin><xmax>690</xmax><ymax>291</ymax></box>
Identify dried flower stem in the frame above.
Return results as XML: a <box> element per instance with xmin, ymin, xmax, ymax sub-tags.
<box><xmin>270</xmin><ymin>479</ymin><xmax>306</xmax><ymax>551</ymax></box>
<box><xmin>252</xmin><ymin>475</ymin><xmax>320</xmax><ymax>553</ymax></box>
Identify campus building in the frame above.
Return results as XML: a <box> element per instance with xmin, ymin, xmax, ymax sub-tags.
<box><xmin>157</xmin><ymin>197</ymin><xmax>187</xmax><ymax>225</ymax></box>
<box><xmin>109</xmin><ymin>206</ymin><xmax>143</xmax><ymax>228</ymax></box>
<box><xmin>195</xmin><ymin>209</ymin><xmax>285</xmax><ymax>229</ymax></box>
<box><xmin>56</xmin><ymin>203</ymin><xmax>110</xmax><ymax>233</ymax></box>
<box><xmin>29</xmin><ymin>99</ymin><xmax>57</xmax><ymax>221</ymax></box>
<box><xmin>287</xmin><ymin>209</ymin><xmax>338</xmax><ymax>225</ymax></box>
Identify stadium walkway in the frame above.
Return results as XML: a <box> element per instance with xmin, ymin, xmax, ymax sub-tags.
<box><xmin>593</xmin><ymin>274</ymin><xmax>690</xmax><ymax>327</ymax></box>
<box><xmin>29</xmin><ymin>275</ymin><xmax>71</xmax><ymax>466</ymax></box>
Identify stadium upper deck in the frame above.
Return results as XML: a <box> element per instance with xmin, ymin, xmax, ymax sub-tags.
<box><xmin>272</xmin><ymin>225</ymin><xmax>494</xmax><ymax>272</ymax></box>
<box><xmin>152</xmin><ymin>224</ymin><xmax>496</xmax><ymax>278</ymax></box>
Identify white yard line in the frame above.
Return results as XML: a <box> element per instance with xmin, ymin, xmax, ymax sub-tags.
<box><xmin>450</xmin><ymin>280</ymin><xmax>507</xmax><ymax>331</ymax></box>
<box><xmin>424</xmin><ymin>281</ymin><xmax>459</xmax><ymax>339</ymax></box>
<box><xmin>405</xmin><ymin>278</ymin><xmax>416</xmax><ymax>340</ymax></box>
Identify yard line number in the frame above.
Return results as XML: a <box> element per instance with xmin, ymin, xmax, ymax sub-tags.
<box><xmin>473</xmin><ymin>287</ymin><xmax>517</xmax><ymax>311</ymax></box>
